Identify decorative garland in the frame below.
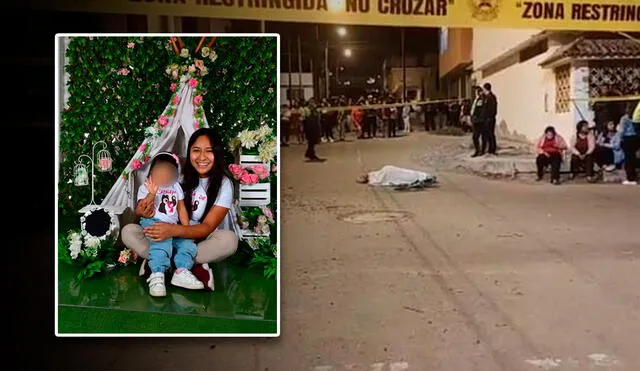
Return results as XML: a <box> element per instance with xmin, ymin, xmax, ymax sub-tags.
<box><xmin>61</xmin><ymin>208</ymin><xmax>135</xmax><ymax>280</ymax></box>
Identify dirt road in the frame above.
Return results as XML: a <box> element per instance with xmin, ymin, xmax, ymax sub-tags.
<box><xmin>59</xmin><ymin>133</ymin><xmax>640</xmax><ymax>371</ymax></box>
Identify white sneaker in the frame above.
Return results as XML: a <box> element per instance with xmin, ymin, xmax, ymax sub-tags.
<box><xmin>147</xmin><ymin>272</ymin><xmax>166</xmax><ymax>297</ymax></box>
<box><xmin>329</xmin><ymin>138</ymin><xmax>334</xmax><ymax>143</ymax></box>
<box><xmin>622</xmin><ymin>180</ymin><xmax>638</xmax><ymax>185</ymax></box>
<box><xmin>604</xmin><ymin>165</ymin><xmax>616</xmax><ymax>172</ymax></box>
<box><xmin>171</xmin><ymin>269</ymin><xmax>205</xmax><ymax>290</ymax></box>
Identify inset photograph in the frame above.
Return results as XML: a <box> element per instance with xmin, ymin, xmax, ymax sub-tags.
<box><xmin>55</xmin><ymin>34</ymin><xmax>279</xmax><ymax>336</ymax></box>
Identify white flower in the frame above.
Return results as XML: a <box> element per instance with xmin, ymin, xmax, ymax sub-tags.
<box><xmin>188</xmin><ymin>65</ymin><xmax>196</xmax><ymax>73</ymax></box>
<box><xmin>200</xmin><ymin>66</ymin><xmax>209</xmax><ymax>76</ymax></box>
<box><xmin>69</xmin><ymin>232</ymin><xmax>82</xmax><ymax>242</ymax></box>
<box><xmin>84</xmin><ymin>236</ymin><xmax>101</xmax><ymax>248</ymax></box>
<box><xmin>201</xmin><ymin>47</ymin><xmax>210</xmax><ymax>57</ymax></box>
<box><xmin>165</xmin><ymin>68</ymin><xmax>171</xmax><ymax>75</ymax></box>
<box><xmin>257</xmin><ymin>215</ymin><xmax>267</xmax><ymax>224</ymax></box>
<box><xmin>238</xmin><ymin>130</ymin><xmax>258</xmax><ymax>149</ymax></box>
<box><xmin>256</xmin><ymin>125</ymin><xmax>272</xmax><ymax>141</ymax></box>
<box><xmin>258</xmin><ymin>140</ymin><xmax>277</xmax><ymax>163</ymax></box>
<box><xmin>69</xmin><ymin>241</ymin><xmax>82</xmax><ymax>260</ymax></box>
<box><xmin>261</xmin><ymin>224</ymin><xmax>270</xmax><ymax>235</ymax></box>
<box><xmin>180</xmin><ymin>75</ymin><xmax>188</xmax><ymax>83</ymax></box>
<box><xmin>209</xmin><ymin>50</ymin><xmax>218</xmax><ymax>62</ymax></box>
<box><xmin>180</xmin><ymin>48</ymin><xmax>189</xmax><ymax>58</ymax></box>
<box><xmin>171</xmin><ymin>70</ymin><xmax>178</xmax><ymax>79</ymax></box>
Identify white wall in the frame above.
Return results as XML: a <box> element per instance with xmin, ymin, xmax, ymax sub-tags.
<box><xmin>474</xmin><ymin>44</ymin><xmax>575</xmax><ymax>143</ymax></box>
<box><xmin>472</xmin><ymin>28</ymin><xmax>542</xmax><ymax>68</ymax></box>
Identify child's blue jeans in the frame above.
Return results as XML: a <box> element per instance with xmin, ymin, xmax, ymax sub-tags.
<box><xmin>140</xmin><ymin>218</ymin><xmax>198</xmax><ymax>273</ymax></box>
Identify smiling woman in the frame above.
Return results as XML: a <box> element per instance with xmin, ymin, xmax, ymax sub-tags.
<box><xmin>121</xmin><ymin>128</ymin><xmax>238</xmax><ymax>292</ymax></box>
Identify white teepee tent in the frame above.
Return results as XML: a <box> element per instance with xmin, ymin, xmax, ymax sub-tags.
<box><xmin>100</xmin><ymin>78</ymin><xmax>208</xmax><ymax>211</ymax></box>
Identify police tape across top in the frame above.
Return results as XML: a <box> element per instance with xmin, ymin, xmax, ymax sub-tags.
<box><xmin>306</xmin><ymin>95</ymin><xmax>640</xmax><ymax>114</ymax></box>
<box><xmin>23</xmin><ymin>0</ymin><xmax>640</xmax><ymax>31</ymax></box>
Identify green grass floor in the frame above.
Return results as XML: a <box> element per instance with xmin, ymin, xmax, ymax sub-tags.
<box><xmin>57</xmin><ymin>215</ymin><xmax>277</xmax><ymax>335</ymax></box>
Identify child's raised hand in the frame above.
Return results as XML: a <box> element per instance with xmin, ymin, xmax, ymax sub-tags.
<box><xmin>145</xmin><ymin>177</ymin><xmax>159</xmax><ymax>195</ymax></box>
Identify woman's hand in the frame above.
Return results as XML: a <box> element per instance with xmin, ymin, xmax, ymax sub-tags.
<box><xmin>143</xmin><ymin>222</ymin><xmax>177</xmax><ymax>242</ymax></box>
<box><xmin>136</xmin><ymin>199</ymin><xmax>155</xmax><ymax>218</ymax></box>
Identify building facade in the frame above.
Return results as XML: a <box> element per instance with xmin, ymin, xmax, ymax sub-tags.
<box><xmin>438</xmin><ymin>28</ymin><xmax>474</xmax><ymax>100</ymax></box>
<box><xmin>280</xmin><ymin>73</ymin><xmax>315</xmax><ymax>104</ymax></box>
<box><xmin>472</xmin><ymin>30</ymin><xmax>640</xmax><ymax>142</ymax></box>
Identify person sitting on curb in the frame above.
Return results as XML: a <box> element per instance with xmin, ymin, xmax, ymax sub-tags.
<box><xmin>595</xmin><ymin>120</ymin><xmax>624</xmax><ymax>172</ymax></box>
<box><xmin>569</xmin><ymin>120</ymin><xmax>597</xmax><ymax>183</ymax></box>
<box><xmin>534</xmin><ymin>126</ymin><xmax>567</xmax><ymax>185</ymax></box>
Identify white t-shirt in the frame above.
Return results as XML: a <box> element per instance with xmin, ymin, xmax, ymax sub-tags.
<box><xmin>189</xmin><ymin>176</ymin><xmax>234</xmax><ymax>230</ymax></box>
<box><xmin>137</xmin><ymin>181</ymin><xmax>184</xmax><ymax>224</ymax></box>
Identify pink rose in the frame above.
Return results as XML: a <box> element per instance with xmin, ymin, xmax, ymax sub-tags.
<box><xmin>139</xmin><ymin>143</ymin><xmax>146</xmax><ymax>152</ymax></box>
<box><xmin>240</xmin><ymin>172</ymin><xmax>259</xmax><ymax>185</ymax></box>
<box><xmin>158</xmin><ymin>115</ymin><xmax>168</xmax><ymax>127</ymax></box>
<box><xmin>127</xmin><ymin>42</ymin><xmax>135</xmax><ymax>49</ymax></box>
<box><xmin>228</xmin><ymin>164</ymin><xmax>245</xmax><ymax>179</ymax></box>
<box><xmin>271</xmin><ymin>164</ymin><xmax>277</xmax><ymax>173</ymax></box>
<box><xmin>143</xmin><ymin>156</ymin><xmax>150</xmax><ymax>163</ymax></box>
<box><xmin>252</xmin><ymin>164</ymin><xmax>269</xmax><ymax>180</ymax></box>
<box><xmin>193</xmin><ymin>95</ymin><xmax>203</xmax><ymax>105</ymax></box>
<box><xmin>188</xmin><ymin>78</ymin><xmax>198</xmax><ymax>88</ymax></box>
<box><xmin>118</xmin><ymin>251</ymin><xmax>128</xmax><ymax>264</ymax></box>
<box><xmin>193</xmin><ymin>121</ymin><xmax>200</xmax><ymax>130</ymax></box>
<box><xmin>195</xmin><ymin>59</ymin><xmax>204</xmax><ymax>69</ymax></box>
<box><xmin>260</xmin><ymin>206</ymin><xmax>274</xmax><ymax>223</ymax></box>
<box><xmin>170</xmin><ymin>82</ymin><xmax>177</xmax><ymax>92</ymax></box>
<box><xmin>131</xmin><ymin>160</ymin><xmax>142</xmax><ymax>170</ymax></box>
<box><xmin>173</xmin><ymin>96</ymin><xmax>180</xmax><ymax>105</ymax></box>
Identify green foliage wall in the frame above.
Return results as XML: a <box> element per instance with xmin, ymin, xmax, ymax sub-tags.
<box><xmin>60</xmin><ymin>36</ymin><xmax>277</xmax><ymax>213</ymax></box>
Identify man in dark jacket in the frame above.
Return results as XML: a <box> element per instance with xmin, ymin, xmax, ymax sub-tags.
<box><xmin>470</xmin><ymin>87</ymin><xmax>485</xmax><ymax>157</ymax></box>
<box><xmin>481</xmin><ymin>82</ymin><xmax>498</xmax><ymax>155</ymax></box>
<box><xmin>303</xmin><ymin>99</ymin><xmax>326</xmax><ymax>162</ymax></box>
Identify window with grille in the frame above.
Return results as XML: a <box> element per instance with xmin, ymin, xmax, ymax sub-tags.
<box><xmin>555</xmin><ymin>65</ymin><xmax>571</xmax><ymax>113</ymax></box>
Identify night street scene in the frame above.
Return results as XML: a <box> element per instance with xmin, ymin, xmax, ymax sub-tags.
<box><xmin>13</xmin><ymin>3</ymin><xmax>640</xmax><ymax>370</ymax></box>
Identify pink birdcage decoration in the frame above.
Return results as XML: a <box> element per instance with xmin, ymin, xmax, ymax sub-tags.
<box><xmin>97</xmin><ymin>148</ymin><xmax>112</xmax><ymax>172</ymax></box>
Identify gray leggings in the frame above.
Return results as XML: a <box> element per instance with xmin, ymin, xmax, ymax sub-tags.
<box><xmin>121</xmin><ymin>224</ymin><xmax>239</xmax><ymax>264</ymax></box>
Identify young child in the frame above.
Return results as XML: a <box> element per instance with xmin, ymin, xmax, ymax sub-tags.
<box><xmin>137</xmin><ymin>152</ymin><xmax>204</xmax><ymax>297</ymax></box>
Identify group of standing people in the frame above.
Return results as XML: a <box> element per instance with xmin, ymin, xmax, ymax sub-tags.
<box><xmin>534</xmin><ymin>100</ymin><xmax>640</xmax><ymax>185</ymax></box>
<box><xmin>466</xmin><ymin>83</ymin><xmax>499</xmax><ymax>157</ymax></box>
<box><xmin>280</xmin><ymin>93</ymin><xmax>413</xmax><ymax>163</ymax></box>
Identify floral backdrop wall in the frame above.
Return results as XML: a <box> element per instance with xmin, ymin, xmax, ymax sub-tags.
<box><xmin>59</xmin><ymin>36</ymin><xmax>278</xmax><ymax>279</ymax></box>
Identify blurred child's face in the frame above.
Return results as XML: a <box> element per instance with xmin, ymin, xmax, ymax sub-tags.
<box><xmin>545</xmin><ymin>131</ymin><xmax>555</xmax><ymax>139</ymax></box>
<box><xmin>606</xmin><ymin>121</ymin><xmax>615</xmax><ymax>132</ymax></box>
<box><xmin>151</xmin><ymin>162</ymin><xmax>177</xmax><ymax>187</ymax></box>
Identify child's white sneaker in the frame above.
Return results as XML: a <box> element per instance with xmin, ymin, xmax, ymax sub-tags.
<box><xmin>171</xmin><ymin>269</ymin><xmax>205</xmax><ymax>290</ymax></box>
<box><xmin>622</xmin><ymin>180</ymin><xmax>638</xmax><ymax>185</ymax></box>
<box><xmin>147</xmin><ymin>272</ymin><xmax>166</xmax><ymax>297</ymax></box>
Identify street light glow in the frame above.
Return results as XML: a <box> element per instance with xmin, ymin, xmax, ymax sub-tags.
<box><xmin>343</xmin><ymin>48</ymin><xmax>352</xmax><ymax>57</ymax></box>
<box><xmin>337</xmin><ymin>27</ymin><xmax>347</xmax><ymax>37</ymax></box>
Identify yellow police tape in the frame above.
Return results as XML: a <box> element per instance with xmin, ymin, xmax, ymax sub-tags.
<box><xmin>313</xmin><ymin>95</ymin><xmax>640</xmax><ymax>113</ymax></box>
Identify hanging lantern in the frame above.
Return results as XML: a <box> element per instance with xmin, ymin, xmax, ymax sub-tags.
<box><xmin>97</xmin><ymin>148</ymin><xmax>113</xmax><ymax>172</ymax></box>
<box><xmin>74</xmin><ymin>162</ymin><xmax>89</xmax><ymax>186</ymax></box>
